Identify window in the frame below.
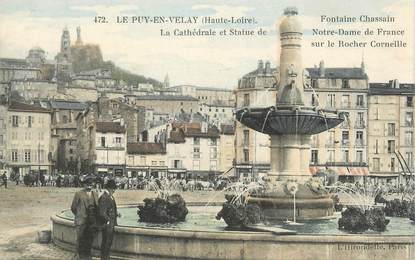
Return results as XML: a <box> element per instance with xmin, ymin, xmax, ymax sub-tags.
<box><xmin>69</xmin><ymin>149</ymin><xmax>73</xmax><ymax>154</ymax></box>
<box><xmin>193</xmin><ymin>137</ymin><xmax>200</xmax><ymax>145</ymax></box>
<box><xmin>101</xmin><ymin>137</ymin><xmax>106</xmax><ymax>147</ymax></box>
<box><xmin>159</xmin><ymin>161</ymin><xmax>165</xmax><ymax>166</ymax></box>
<box><xmin>115</xmin><ymin>137</ymin><xmax>122</xmax><ymax>144</ymax></box>
<box><xmin>342</xmin><ymin>150</ymin><xmax>349</xmax><ymax>162</ymax></box>
<box><xmin>210</xmin><ymin>138</ymin><xmax>217</xmax><ymax>146</ymax></box>
<box><xmin>151</xmin><ymin>161</ymin><xmax>157</xmax><ymax>166</ymax></box>
<box><xmin>193</xmin><ymin>160</ymin><xmax>200</xmax><ymax>170</ymax></box>
<box><xmin>342</xmin><ymin>79</ymin><xmax>350</xmax><ymax>89</ymax></box>
<box><xmin>387</xmin><ymin>123</ymin><xmax>395</xmax><ymax>136</ymax></box>
<box><xmin>356</xmin><ymin>150</ymin><xmax>363</xmax><ymax>163</ymax></box>
<box><xmin>328</xmin><ymin>150</ymin><xmax>335</xmax><ymax>162</ymax></box>
<box><xmin>0</xmin><ymin>135</ymin><xmax>3</xmax><ymax>145</ymax></box>
<box><xmin>311</xmin><ymin>150</ymin><xmax>318</xmax><ymax>164</ymax></box>
<box><xmin>12</xmin><ymin>150</ymin><xmax>18</xmax><ymax>162</ymax></box>
<box><xmin>375</xmin><ymin>139</ymin><xmax>379</xmax><ymax>154</ymax></box>
<box><xmin>356</xmin><ymin>112</ymin><xmax>365</xmax><ymax>128</ymax></box>
<box><xmin>327</xmin><ymin>131</ymin><xmax>335</xmax><ymax>145</ymax></box>
<box><xmin>342</xmin><ymin>131</ymin><xmax>349</xmax><ymax>145</ymax></box>
<box><xmin>210</xmin><ymin>147</ymin><xmax>217</xmax><ymax>159</ymax></box>
<box><xmin>406</xmin><ymin>152</ymin><xmax>413</xmax><ymax>169</ymax></box>
<box><xmin>330</xmin><ymin>79</ymin><xmax>336</xmax><ymax>87</ymax></box>
<box><xmin>405</xmin><ymin>112</ymin><xmax>413</xmax><ymax>127</ymax></box>
<box><xmin>387</xmin><ymin>140</ymin><xmax>395</xmax><ymax>153</ymax></box>
<box><xmin>12</xmin><ymin>115</ymin><xmax>19</xmax><ymax>127</ymax></box>
<box><xmin>356</xmin><ymin>131</ymin><xmax>364</xmax><ymax>146</ymax></box>
<box><xmin>373</xmin><ymin>158</ymin><xmax>380</xmax><ymax>172</ymax></box>
<box><xmin>327</xmin><ymin>94</ymin><xmax>336</xmax><ymax>108</ymax></box>
<box><xmin>243</xmin><ymin>94</ymin><xmax>250</xmax><ymax>107</ymax></box>
<box><xmin>0</xmin><ymin>150</ymin><xmax>3</xmax><ymax>160</ymax></box>
<box><xmin>243</xmin><ymin>130</ymin><xmax>249</xmax><ymax>147</ymax></box>
<box><xmin>39</xmin><ymin>150</ymin><xmax>45</xmax><ymax>163</ymax></box>
<box><xmin>24</xmin><ymin>150</ymin><xmax>31</xmax><ymax>162</ymax></box>
<box><xmin>174</xmin><ymin>160</ymin><xmax>182</xmax><ymax>168</ymax></box>
<box><xmin>28</xmin><ymin>116</ymin><xmax>33</xmax><ymax>127</ymax></box>
<box><xmin>193</xmin><ymin>147</ymin><xmax>200</xmax><ymax>158</ymax></box>
<box><xmin>341</xmin><ymin>95</ymin><xmax>350</xmax><ymax>108</ymax></box>
<box><xmin>391</xmin><ymin>158</ymin><xmax>395</xmax><ymax>172</ymax></box>
<box><xmin>243</xmin><ymin>149</ymin><xmax>249</xmax><ymax>162</ymax></box>
<box><xmin>0</xmin><ymin>119</ymin><xmax>4</xmax><ymax>128</ymax></box>
<box><xmin>311</xmin><ymin>79</ymin><xmax>318</xmax><ymax>88</ymax></box>
<box><xmin>62</xmin><ymin>115</ymin><xmax>68</xmax><ymax>124</ymax></box>
<box><xmin>405</xmin><ymin>131</ymin><xmax>413</xmax><ymax>145</ymax></box>
<box><xmin>407</xmin><ymin>96</ymin><xmax>413</xmax><ymax>107</ymax></box>
<box><xmin>210</xmin><ymin>160</ymin><xmax>217</xmax><ymax>171</ymax></box>
<box><xmin>356</xmin><ymin>95</ymin><xmax>364</xmax><ymax>107</ymax></box>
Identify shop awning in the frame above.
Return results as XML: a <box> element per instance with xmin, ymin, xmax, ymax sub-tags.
<box><xmin>309</xmin><ymin>166</ymin><xmax>369</xmax><ymax>176</ymax></box>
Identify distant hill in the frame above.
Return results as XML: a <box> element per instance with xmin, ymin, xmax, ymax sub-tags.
<box><xmin>70</xmin><ymin>44</ymin><xmax>162</xmax><ymax>87</ymax></box>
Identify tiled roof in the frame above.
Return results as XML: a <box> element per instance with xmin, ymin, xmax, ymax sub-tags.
<box><xmin>306</xmin><ymin>67</ymin><xmax>367</xmax><ymax>79</ymax></box>
<box><xmin>95</xmin><ymin>121</ymin><xmax>125</xmax><ymax>133</ymax></box>
<box><xmin>50</xmin><ymin>100</ymin><xmax>87</xmax><ymax>110</ymax></box>
<box><xmin>369</xmin><ymin>83</ymin><xmax>415</xmax><ymax>95</ymax></box>
<box><xmin>8</xmin><ymin>101</ymin><xmax>51</xmax><ymax>113</ymax></box>
<box><xmin>135</xmin><ymin>95</ymin><xmax>198</xmax><ymax>101</ymax></box>
<box><xmin>127</xmin><ymin>142</ymin><xmax>165</xmax><ymax>154</ymax></box>
<box><xmin>168</xmin><ymin>129</ymin><xmax>185</xmax><ymax>143</ymax></box>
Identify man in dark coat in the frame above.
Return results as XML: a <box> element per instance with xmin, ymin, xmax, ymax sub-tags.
<box><xmin>98</xmin><ymin>179</ymin><xmax>120</xmax><ymax>260</ymax></box>
<box><xmin>71</xmin><ymin>176</ymin><xmax>98</xmax><ymax>260</ymax></box>
<box><xmin>1</xmin><ymin>172</ymin><xmax>7</xmax><ymax>188</ymax></box>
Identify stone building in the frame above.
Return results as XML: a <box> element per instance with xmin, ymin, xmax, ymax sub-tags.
<box><xmin>198</xmin><ymin>103</ymin><xmax>234</xmax><ymax>126</ymax></box>
<box><xmin>134</xmin><ymin>94</ymin><xmax>198</xmax><ymax>115</ymax></box>
<box><xmin>304</xmin><ymin>60</ymin><xmax>369</xmax><ymax>182</ymax></box>
<box><xmin>126</xmin><ymin>142</ymin><xmax>167</xmax><ymax>178</ymax></box>
<box><xmin>166</xmin><ymin>122</ymin><xmax>221</xmax><ymax>180</ymax></box>
<box><xmin>77</xmin><ymin>120</ymin><xmax>127</xmax><ymax>175</ymax></box>
<box><xmin>10</xmin><ymin>80</ymin><xmax>58</xmax><ymax>101</ymax></box>
<box><xmin>367</xmin><ymin>80</ymin><xmax>415</xmax><ymax>183</ymax></box>
<box><xmin>0</xmin><ymin>102</ymin><xmax>7</xmax><ymax>171</ymax></box>
<box><xmin>0</xmin><ymin>58</ymin><xmax>41</xmax><ymax>82</ymax></box>
<box><xmin>234</xmin><ymin>60</ymin><xmax>276</xmax><ymax>179</ymax></box>
<box><xmin>48</xmin><ymin>100</ymin><xmax>87</xmax><ymax>174</ymax></box>
<box><xmin>168</xmin><ymin>85</ymin><xmax>235</xmax><ymax>106</ymax></box>
<box><xmin>219</xmin><ymin>124</ymin><xmax>235</xmax><ymax>173</ymax></box>
<box><xmin>6</xmin><ymin>101</ymin><xmax>53</xmax><ymax>175</ymax></box>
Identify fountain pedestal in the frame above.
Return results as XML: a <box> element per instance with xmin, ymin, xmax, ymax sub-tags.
<box><xmin>268</xmin><ymin>134</ymin><xmax>311</xmax><ymax>182</ymax></box>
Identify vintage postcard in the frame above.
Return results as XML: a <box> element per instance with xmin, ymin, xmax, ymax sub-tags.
<box><xmin>0</xmin><ymin>0</ymin><xmax>414</xmax><ymax>259</ymax></box>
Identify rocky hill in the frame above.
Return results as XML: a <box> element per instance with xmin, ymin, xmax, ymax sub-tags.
<box><xmin>70</xmin><ymin>44</ymin><xmax>162</xmax><ymax>87</ymax></box>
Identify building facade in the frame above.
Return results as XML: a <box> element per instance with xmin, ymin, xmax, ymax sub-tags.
<box><xmin>368</xmin><ymin>80</ymin><xmax>415</xmax><ymax>183</ymax></box>
<box><xmin>6</xmin><ymin>102</ymin><xmax>53</xmax><ymax>175</ymax></box>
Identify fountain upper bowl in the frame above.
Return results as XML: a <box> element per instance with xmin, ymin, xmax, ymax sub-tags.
<box><xmin>235</xmin><ymin>106</ymin><xmax>345</xmax><ymax>135</ymax></box>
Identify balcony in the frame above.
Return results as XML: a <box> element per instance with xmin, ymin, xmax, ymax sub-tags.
<box><xmin>356</xmin><ymin>102</ymin><xmax>366</xmax><ymax>108</ymax></box>
<box><xmin>355</xmin><ymin>139</ymin><xmax>365</xmax><ymax>147</ymax></box>
<box><xmin>341</xmin><ymin>139</ymin><xmax>350</xmax><ymax>147</ymax></box>
<box><xmin>340</xmin><ymin>122</ymin><xmax>350</xmax><ymax>129</ymax></box>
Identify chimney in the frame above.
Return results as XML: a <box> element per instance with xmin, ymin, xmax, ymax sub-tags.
<box><xmin>319</xmin><ymin>60</ymin><xmax>325</xmax><ymax>77</ymax></box>
<box><xmin>257</xmin><ymin>60</ymin><xmax>264</xmax><ymax>75</ymax></box>
<box><xmin>265</xmin><ymin>61</ymin><xmax>271</xmax><ymax>75</ymax></box>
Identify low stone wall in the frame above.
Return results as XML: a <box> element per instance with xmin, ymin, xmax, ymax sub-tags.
<box><xmin>51</xmin><ymin>208</ymin><xmax>415</xmax><ymax>260</ymax></box>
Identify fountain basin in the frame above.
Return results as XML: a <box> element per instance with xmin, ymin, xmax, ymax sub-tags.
<box><xmin>235</xmin><ymin>106</ymin><xmax>345</xmax><ymax>135</ymax></box>
<box><xmin>51</xmin><ymin>204</ymin><xmax>415</xmax><ymax>259</ymax></box>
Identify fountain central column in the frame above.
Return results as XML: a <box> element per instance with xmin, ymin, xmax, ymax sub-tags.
<box><xmin>269</xmin><ymin>135</ymin><xmax>311</xmax><ymax>182</ymax></box>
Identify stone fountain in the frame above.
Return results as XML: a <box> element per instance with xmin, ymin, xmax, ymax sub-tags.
<box><xmin>235</xmin><ymin>7</ymin><xmax>346</xmax><ymax>221</ymax></box>
<box><xmin>50</xmin><ymin>8</ymin><xmax>415</xmax><ymax>260</ymax></box>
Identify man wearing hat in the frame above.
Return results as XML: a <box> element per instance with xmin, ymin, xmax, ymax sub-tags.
<box><xmin>98</xmin><ymin>179</ymin><xmax>120</xmax><ymax>260</ymax></box>
<box><xmin>71</xmin><ymin>175</ymin><xmax>99</xmax><ymax>260</ymax></box>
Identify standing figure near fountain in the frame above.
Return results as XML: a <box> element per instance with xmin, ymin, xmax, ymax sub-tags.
<box><xmin>235</xmin><ymin>7</ymin><xmax>345</xmax><ymax>221</ymax></box>
<box><xmin>71</xmin><ymin>176</ymin><xmax>99</xmax><ymax>260</ymax></box>
<box><xmin>98</xmin><ymin>179</ymin><xmax>120</xmax><ymax>260</ymax></box>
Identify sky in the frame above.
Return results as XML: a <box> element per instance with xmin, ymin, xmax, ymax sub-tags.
<box><xmin>0</xmin><ymin>0</ymin><xmax>414</xmax><ymax>88</ymax></box>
